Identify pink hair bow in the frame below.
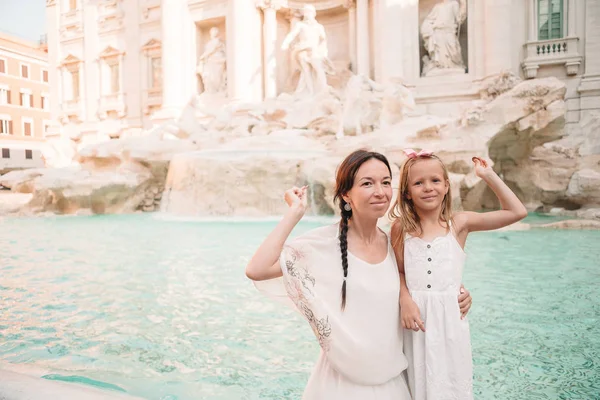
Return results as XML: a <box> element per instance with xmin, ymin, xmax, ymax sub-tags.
<box><xmin>403</xmin><ymin>148</ymin><xmax>434</xmax><ymax>159</ymax></box>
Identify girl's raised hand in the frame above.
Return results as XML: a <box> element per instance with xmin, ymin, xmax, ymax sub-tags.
<box><xmin>472</xmin><ymin>157</ymin><xmax>493</xmax><ymax>179</ymax></box>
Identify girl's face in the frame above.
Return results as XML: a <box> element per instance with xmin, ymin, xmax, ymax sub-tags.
<box><xmin>343</xmin><ymin>159</ymin><xmax>393</xmax><ymax>219</ymax></box>
<box><xmin>405</xmin><ymin>158</ymin><xmax>449</xmax><ymax>213</ymax></box>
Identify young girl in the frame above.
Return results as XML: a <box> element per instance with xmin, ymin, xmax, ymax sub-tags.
<box><xmin>390</xmin><ymin>149</ymin><xmax>527</xmax><ymax>400</ymax></box>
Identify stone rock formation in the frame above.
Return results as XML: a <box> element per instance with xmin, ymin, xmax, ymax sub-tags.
<box><xmin>1</xmin><ymin>73</ymin><xmax>598</xmax><ymax>220</ymax></box>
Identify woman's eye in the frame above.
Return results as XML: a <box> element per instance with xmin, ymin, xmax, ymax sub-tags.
<box><xmin>383</xmin><ymin>181</ymin><xmax>391</xmax><ymax>186</ymax></box>
<box><xmin>362</xmin><ymin>182</ymin><xmax>372</xmax><ymax>187</ymax></box>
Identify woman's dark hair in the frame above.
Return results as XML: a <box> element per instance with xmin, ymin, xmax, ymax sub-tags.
<box><xmin>333</xmin><ymin>149</ymin><xmax>392</xmax><ymax>310</ymax></box>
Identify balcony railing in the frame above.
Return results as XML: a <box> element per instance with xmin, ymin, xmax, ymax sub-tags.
<box><xmin>143</xmin><ymin>88</ymin><xmax>162</xmax><ymax>114</ymax></box>
<box><xmin>60</xmin><ymin>9</ymin><xmax>82</xmax><ymax>27</ymax></box>
<box><xmin>61</xmin><ymin>99</ymin><xmax>82</xmax><ymax>122</ymax></box>
<box><xmin>522</xmin><ymin>36</ymin><xmax>582</xmax><ymax>79</ymax></box>
<box><xmin>98</xmin><ymin>92</ymin><xmax>126</xmax><ymax>119</ymax></box>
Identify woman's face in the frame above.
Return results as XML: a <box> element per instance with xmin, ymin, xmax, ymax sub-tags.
<box><xmin>343</xmin><ymin>159</ymin><xmax>393</xmax><ymax>219</ymax></box>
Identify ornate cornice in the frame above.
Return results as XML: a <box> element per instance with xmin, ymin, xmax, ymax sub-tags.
<box><xmin>256</xmin><ymin>0</ymin><xmax>286</xmax><ymax>10</ymax></box>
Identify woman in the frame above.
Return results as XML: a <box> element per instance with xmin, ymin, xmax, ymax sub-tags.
<box><xmin>246</xmin><ymin>149</ymin><xmax>472</xmax><ymax>399</ymax></box>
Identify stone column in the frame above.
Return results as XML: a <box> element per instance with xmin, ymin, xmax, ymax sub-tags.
<box><xmin>228</xmin><ymin>0</ymin><xmax>263</xmax><ymax>101</ymax></box>
<box><xmin>356</xmin><ymin>0</ymin><xmax>370</xmax><ymax>76</ymax></box>
<box><xmin>578</xmin><ymin>0</ymin><xmax>600</xmax><ymax>118</ymax></box>
<box><xmin>528</xmin><ymin>0</ymin><xmax>536</xmax><ymax>41</ymax></box>
<box><xmin>343</xmin><ymin>0</ymin><xmax>357</xmax><ymax>72</ymax></box>
<box><xmin>46</xmin><ymin>0</ymin><xmax>62</xmax><ymax>125</ymax></box>
<box><xmin>154</xmin><ymin>0</ymin><xmax>185</xmax><ymax>120</ymax></box>
<box><xmin>376</xmin><ymin>0</ymin><xmax>405</xmax><ymax>82</ymax></box>
<box><xmin>483</xmin><ymin>0</ymin><xmax>513</xmax><ymax>76</ymax></box>
<box><xmin>568</xmin><ymin>0</ymin><xmax>576</xmax><ymax>37</ymax></box>
<box><xmin>258</xmin><ymin>0</ymin><xmax>282</xmax><ymax>99</ymax></box>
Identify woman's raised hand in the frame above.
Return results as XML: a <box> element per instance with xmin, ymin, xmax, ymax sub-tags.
<box><xmin>284</xmin><ymin>186</ymin><xmax>308</xmax><ymax>215</ymax></box>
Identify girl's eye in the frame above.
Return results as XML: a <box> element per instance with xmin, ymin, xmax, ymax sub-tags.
<box><xmin>433</xmin><ymin>179</ymin><xmax>441</xmax><ymax>183</ymax></box>
<box><xmin>414</xmin><ymin>181</ymin><xmax>422</xmax><ymax>186</ymax></box>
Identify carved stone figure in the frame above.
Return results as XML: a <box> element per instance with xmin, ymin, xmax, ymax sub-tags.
<box><xmin>281</xmin><ymin>5</ymin><xmax>334</xmax><ymax>96</ymax></box>
<box><xmin>421</xmin><ymin>0</ymin><xmax>467</xmax><ymax>76</ymax></box>
<box><xmin>336</xmin><ymin>75</ymin><xmax>416</xmax><ymax>139</ymax></box>
<box><xmin>196</xmin><ymin>27</ymin><xmax>227</xmax><ymax>94</ymax></box>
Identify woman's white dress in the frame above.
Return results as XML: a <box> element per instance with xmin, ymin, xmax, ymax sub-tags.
<box><xmin>403</xmin><ymin>227</ymin><xmax>474</xmax><ymax>400</ymax></box>
<box><xmin>254</xmin><ymin>223</ymin><xmax>411</xmax><ymax>399</ymax></box>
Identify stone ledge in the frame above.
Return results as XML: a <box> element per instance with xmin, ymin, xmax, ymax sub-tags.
<box><xmin>0</xmin><ymin>369</ymin><xmax>145</xmax><ymax>400</ymax></box>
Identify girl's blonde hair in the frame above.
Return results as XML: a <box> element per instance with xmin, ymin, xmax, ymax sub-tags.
<box><xmin>390</xmin><ymin>154</ymin><xmax>454</xmax><ymax>255</ymax></box>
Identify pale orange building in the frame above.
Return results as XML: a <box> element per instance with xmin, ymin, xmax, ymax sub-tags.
<box><xmin>0</xmin><ymin>31</ymin><xmax>49</xmax><ymax>172</ymax></box>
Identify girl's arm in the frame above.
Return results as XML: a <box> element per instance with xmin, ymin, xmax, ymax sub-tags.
<box><xmin>462</xmin><ymin>157</ymin><xmax>527</xmax><ymax>233</ymax></box>
<box><xmin>245</xmin><ymin>187</ymin><xmax>307</xmax><ymax>281</ymax></box>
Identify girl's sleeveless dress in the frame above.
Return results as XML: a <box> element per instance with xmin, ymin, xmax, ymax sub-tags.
<box><xmin>403</xmin><ymin>226</ymin><xmax>474</xmax><ymax>400</ymax></box>
<box><xmin>254</xmin><ymin>223</ymin><xmax>411</xmax><ymax>399</ymax></box>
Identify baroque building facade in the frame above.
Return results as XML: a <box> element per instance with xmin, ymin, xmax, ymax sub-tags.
<box><xmin>45</xmin><ymin>0</ymin><xmax>600</xmax><ymax>144</ymax></box>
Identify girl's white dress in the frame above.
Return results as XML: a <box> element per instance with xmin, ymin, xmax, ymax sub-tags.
<box><xmin>403</xmin><ymin>226</ymin><xmax>474</xmax><ymax>400</ymax></box>
<box><xmin>254</xmin><ymin>223</ymin><xmax>411</xmax><ymax>399</ymax></box>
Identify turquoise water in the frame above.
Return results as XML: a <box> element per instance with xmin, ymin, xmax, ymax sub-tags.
<box><xmin>0</xmin><ymin>214</ymin><xmax>599</xmax><ymax>399</ymax></box>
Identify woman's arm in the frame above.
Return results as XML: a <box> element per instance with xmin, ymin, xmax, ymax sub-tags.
<box><xmin>391</xmin><ymin>223</ymin><xmax>425</xmax><ymax>332</ymax></box>
<box><xmin>463</xmin><ymin>157</ymin><xmax>527</xmax><ymax>233</ymax></box>
<box><xmin>245</xmin><ymin>187</ymin><xmax>307</xmax><ymax>281</ymax></box>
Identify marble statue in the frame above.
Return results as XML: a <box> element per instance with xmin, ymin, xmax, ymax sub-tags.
<box><xmin>281</xmin><ymin>5</ymin><xmax>334</xmax><ymax>96</ymax></box>
<box><xmin>421</xmin><ymin>0</ymin><xmax>467</xmax><ymax>76</ymax></box>
<box><xmin>336</xmin><ymin>75</ymin><xmax>416</xmax><ymax>139</ymax></box>
<box><xmin>196</xmin><ymin>27</ymin><xmax>227</xmax><ymax>94</ymax></box>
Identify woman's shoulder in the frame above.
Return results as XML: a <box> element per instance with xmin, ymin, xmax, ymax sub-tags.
<box><xmin>285</xmin><ymin>222</ymin><xmax>339</xmax><ymax>249</ymax></box>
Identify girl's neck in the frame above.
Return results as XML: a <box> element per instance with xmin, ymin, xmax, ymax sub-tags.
<box><xmin>348</xmin><ymin>214</ymin><xmax>380</xmax><ymax>245</ymax></box>
<box><xmin>414</xmin><ymin>206</ymin><xmax>448</xmax><ymax>235</ymax></box>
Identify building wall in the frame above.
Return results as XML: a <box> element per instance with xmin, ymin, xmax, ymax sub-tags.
<box><xmin>46</xmin><ymin>0</ymin><xmax>599</xmax><ymax>142</ymax></box>
<box><xmin>0</xmin><ymin>31</ymin><xmax>49</xmax><ymax>170</ymax></box>
<box><xmin>47</xmin><ymin>0</ymin><xmax>162</xmax><ymax>147</ymax></box>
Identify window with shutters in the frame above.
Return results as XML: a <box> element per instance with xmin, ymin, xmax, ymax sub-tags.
<box><xmin>20</xmin><ymin>64</ymin><xmax>29</xmax><ymax>79</ymax></box>
<box><xmin>150</xmin><ymin>56</ymin><xmax>162</xmax><ymax>89</ymax></box>
<box><xmin>25</xmin><ymin>150</ymin><xmax>33</xmax><ymax>160</ymax></box>
<box><xmin>2</xmin><ymin>148</ymin><xmax>9</xmax><ymax>159</ymax></box>
<box><xmin>20</xmin><ymin>91</ymin><xmax>32</xmax><ymax>108</ymax></box>
<box><xmin>538</xmin><ymin>0</ymin><xmax>563</xmax><ymax>40</ymax></box>
<box><xmin>72</xmin><ymin>69</ymin><xmax>80</xmax><ymax>99</ymax></box>
<box><xmin>42</xmin><ymin>69</ymin><xmax>49</xmax><ymax>83</ymax></box>
<box><xmin>0</xmin><ymin>119</ymin><xmax>11</xmax><ymax>135</ymax></box>
<box><xmin>23</xmin><ymin>121</ymin><xmax>32</xmax><ymax>136</ymax></box>
<box><xmin>0</xmin><ymin>59</ymin><xmax>6</xmax><ymax>74</ymax></box>
<box><xmin>0</xmin><ymin>88</ymin><xmax>8</xmax><ymax>105</ymax></box>
<box><xmin>110</xmin><ymin>62</ymin><xmax>120</xmax><ymax>93</ymax></box>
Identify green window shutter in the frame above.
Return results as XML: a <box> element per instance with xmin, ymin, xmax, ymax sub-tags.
<box><xmin>538</xmin><ymin>0</ymin><xmax>563</xmax><ymax>40</ymax></box>
<box><xmin>550</xmin><ymin>0</ymin><xmax>563</xmax><ymax>39</ymax></box>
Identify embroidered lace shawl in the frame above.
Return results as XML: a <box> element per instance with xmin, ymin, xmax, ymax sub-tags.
<box><xmin>253</xmin><ymin>223</ymin><xmax>408</xmax><ymax>385</ymax></box>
